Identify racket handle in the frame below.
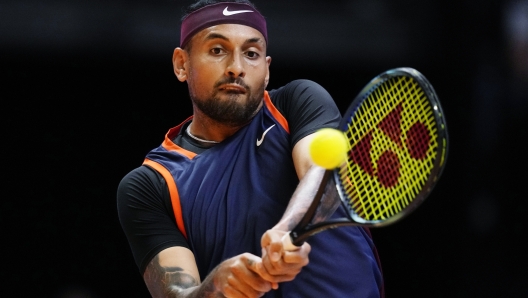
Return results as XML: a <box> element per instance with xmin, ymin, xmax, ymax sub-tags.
<box><xmin>281</xmin><ymin>232</ymin><xmax>301</xmax><ymax>251</ymax></box>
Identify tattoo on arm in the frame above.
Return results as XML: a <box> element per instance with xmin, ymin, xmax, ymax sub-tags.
<box><xmin>143</xmin><ymin>254</ymin><xmax>226</xmax><ymax>298</ymax></box>
<box><xmin>143</xmin><ymin>254</ymin><xmax>199</xmax><ymax>297</ymax></box>
<box><xmin>193</xmin><ymin>266</ymin><xmax>225</xmax><ymax>298</ymax></box>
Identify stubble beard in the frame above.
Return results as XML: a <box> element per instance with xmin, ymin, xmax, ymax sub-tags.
<box><xmin>189</xmin><ymin>78</ymin><xmax>265</xmax><ymax>127</ymax></box>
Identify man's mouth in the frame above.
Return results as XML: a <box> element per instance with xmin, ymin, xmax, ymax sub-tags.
<box><xmin>218</xmin><ymin>84</ymin><xmax>247</xmax><ymax>94</ymax></box>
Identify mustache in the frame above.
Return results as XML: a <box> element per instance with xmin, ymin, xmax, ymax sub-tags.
<box><xmin>214</xmin><ymin>77</ymin><xmax>250</xmax><ymax>90</ymax></box>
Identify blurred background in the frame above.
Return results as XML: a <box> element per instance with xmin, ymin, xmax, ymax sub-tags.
<box><xmin>2</xmin><ymin>0</ymin><xmax>528</xmax><ymax>297</ymax></box>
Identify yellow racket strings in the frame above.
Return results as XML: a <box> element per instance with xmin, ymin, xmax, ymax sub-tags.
<box><xmin>339</xmin><ymin>76</ymin><xmax>439</xmax><ymax>221</ymax></box>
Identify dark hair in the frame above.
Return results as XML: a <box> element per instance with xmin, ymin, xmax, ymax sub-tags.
<box><xmin>181</xmin><ymin>0</ymin><xmax>258</xmax><ymax>21</ymax></box>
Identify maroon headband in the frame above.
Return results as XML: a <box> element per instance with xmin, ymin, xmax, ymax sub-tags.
<box><xmin>180</xmin><ymin>2</ymin><xmax>268</xmax><ymax>48</ymax></box>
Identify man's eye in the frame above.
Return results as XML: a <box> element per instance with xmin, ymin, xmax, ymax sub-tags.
<box><xmin>246</xmin><ymin>51</ymin><xmax>259</xmax><ymax>58</ymax></box>
<box><xmin>211</xmin><ymin>48</ymin><xmax>223</xmax><ymax>55</ymax></box>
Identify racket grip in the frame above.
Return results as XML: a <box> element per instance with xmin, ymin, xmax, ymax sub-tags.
<box><xmin>281</xmin><ymin>232</ymin><xmax>301</xmax><ymax>251</ymax></box>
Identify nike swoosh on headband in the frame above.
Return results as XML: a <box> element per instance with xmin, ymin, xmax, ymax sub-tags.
<box><xmin>256</xmin><ymin>124</ymin><xmax>276</xmax><ymax>146</ymax></box>
<box><xmin>223</xmin><ymin>6</ymin><xmax>254</xmax><ymax>16</ymax></box>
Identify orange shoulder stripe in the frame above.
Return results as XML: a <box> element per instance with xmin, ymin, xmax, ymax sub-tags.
<box><xmin>143</xmin><ymin>158</ymin><xmax>188</xmax><ymax>239</ymax></box>
<box><xmin>162</xmin><ymin>116</ymin><xmax>197</xmax><ymax>160</ymax></box>
<box><xmin>264</xmin><ymin>91</ymin><xmax>289</xmax><ymax>133</ymax></box>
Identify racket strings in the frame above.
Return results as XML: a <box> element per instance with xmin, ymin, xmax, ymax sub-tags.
<box><xmin>339</xmin><ymin>76</ymin><xmax>439</xmax><ymax>222</ymax></box>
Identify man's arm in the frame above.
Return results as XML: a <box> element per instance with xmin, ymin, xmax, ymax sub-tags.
<box><xmin>143</xmin><ymin>247</ymin><xmax>201</xmax><ymax>297</ymax></box>
<box><xmin>259</xmin><ymin>133</ymin><xmax>322</xmax><ymax>279</ymax></box>
<box><xmin>266</xmin><ymin>79</ymin><xmax>342</xmax><ymax>233</ymax></box>
<box><xmin>143</xmin><ymin>247</ymin><xmax>281</xmax><ymax>298</ymax></box>
<box><xmin>273</xmin><ymin>133</ymin><xmax>325</xmax><ymax>232</ymax></box>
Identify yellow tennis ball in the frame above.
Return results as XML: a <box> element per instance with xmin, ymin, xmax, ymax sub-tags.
<box><xmin>309</xmin><ymin>128</ymin><xmax>348</xmax><ymax>169</ymax></box>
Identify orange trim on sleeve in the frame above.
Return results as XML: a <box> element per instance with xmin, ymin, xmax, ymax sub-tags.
<box><xmin>162</xmin><ymin>137</ymin><xmax>197</xmax><ymax>160</ymax></box>
<box><xmin>162</xmin><ymin>116</ymin><xmax>197</xmax><ymax>160</ymax></box>
<box><xmin>143</xmin><ymin>158</ymin><xmax>188</xmax><ymax>239</ymax></box>
<box><xmin>264</xmin><ymin>91</ymin><xmax>290</xmax><ymax>133</ymax></box>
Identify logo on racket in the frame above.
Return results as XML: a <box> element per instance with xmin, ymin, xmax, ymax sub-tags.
<box><xmin>346</xmin><ymin>77</ymin><xmax>438</xmax><ymax>190</ymax></box>
<box><xmin>350</xmin><ymin>102</ymin><xmax>433</xmax><ymax>188</ymax></box>
<box><xmin>341</xmin><ymin>76</ymin><xmax>439</xmax><ymax>221</ymax></box>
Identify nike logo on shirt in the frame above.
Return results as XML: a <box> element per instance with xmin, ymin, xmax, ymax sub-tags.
<box><xmin>223</xmin><ymin>7</ymin><xmax>254</xmax><ymax>16</ymax></box>
<box><xmin>256</xmin><ymin>124</ymin><xmax>276</xmax><ymax>146</ymax></box>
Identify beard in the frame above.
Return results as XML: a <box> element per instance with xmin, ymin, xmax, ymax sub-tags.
<box><xmin>189</xmin><ymin>77</ymin><xmax>265</xmax><ymax>127</ymax></box>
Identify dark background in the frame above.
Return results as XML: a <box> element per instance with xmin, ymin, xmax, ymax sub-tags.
<box><xmin>3</xmin><ymin>0</ymin><xmax>528</xmax><ymax>297</ymax></box>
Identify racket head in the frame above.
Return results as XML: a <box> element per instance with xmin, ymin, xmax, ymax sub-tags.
<box><xmin>335</xmin><ymin>67</ymin><xmax>448</xmax><ymax>227</ymax></box>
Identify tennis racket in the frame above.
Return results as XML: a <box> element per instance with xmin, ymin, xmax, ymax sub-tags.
<box><xmin>282</xmin><ymin>67</ymin><xmax>448</xmax><ymax>250</ymax></box>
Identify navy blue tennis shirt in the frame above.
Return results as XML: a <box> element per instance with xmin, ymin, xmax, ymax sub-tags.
<box><xmin>118</xmin><ymin>80</ymin><xmax>384</xmax><ymax>297</ymax></box>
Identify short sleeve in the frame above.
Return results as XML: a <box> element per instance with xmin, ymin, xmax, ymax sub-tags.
<box><xmin>117</xmin><ymin>165</ymin><xmax>190</xmax><ymax>273</ymax></box>
<box><xmin>268</xmin><ymin>79</ymin><xmax>341</xmax><ymax>147</ymax></box>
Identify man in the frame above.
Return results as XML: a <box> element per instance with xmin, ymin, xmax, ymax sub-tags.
<box><xmin>117</xmin><ymin>1</ymin><xmax>384</xmax><ymax>297</ymax></box>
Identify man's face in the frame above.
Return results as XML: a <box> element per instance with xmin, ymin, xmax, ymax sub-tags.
<box><xmin>181</xmin><ymin>24</ymin><xmax>271</xmax><ymax>127</ymax></box>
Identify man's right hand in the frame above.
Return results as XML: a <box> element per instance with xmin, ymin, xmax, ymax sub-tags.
<box><xmin>258</xmin><ymin>229</ymin><xmax>311</xmax><ymax>286</ymax></box>
<box><xmin>208</xmin><ymin>253</ymin><xmax>275</xmax><ymax>298</ymax></box>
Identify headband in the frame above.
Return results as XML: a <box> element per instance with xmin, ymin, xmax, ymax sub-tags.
<box><xmin>180</xmin><ymin>2</ymin><xmax>268</xmax><ymax>48</ymax></box>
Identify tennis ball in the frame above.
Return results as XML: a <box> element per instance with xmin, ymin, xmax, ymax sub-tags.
<box><xmin>309</xmin><ymin>128</ymin><xmax>348</xmax><ymax>169</ymax></box>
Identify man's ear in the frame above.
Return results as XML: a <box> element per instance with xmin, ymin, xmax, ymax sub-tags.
<box><xmin>264</xmin><ymin>56</ymin><xmax>272</xmax><ymax>88</ymax></box>
<box><xmin>173</xmin><ymin>48</ymin><xmax>189</xmax><ymax>82</ymax></box>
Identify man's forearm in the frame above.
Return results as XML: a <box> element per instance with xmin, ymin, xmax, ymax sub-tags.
<box><xmin>143</xmin><ymin>254</ymin><xmax>222</xmax><ymax>298</ymax></box>
<box><xmin>273</xmin><ymin>166</ymin><xmax>327</xmax><ymax>231</ymax></box>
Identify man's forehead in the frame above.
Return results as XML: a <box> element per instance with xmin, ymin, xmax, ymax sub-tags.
<box><xmin>196</xmin><ymin>24</ymin><xmax>267</xmax><ymax>44</ymax></box>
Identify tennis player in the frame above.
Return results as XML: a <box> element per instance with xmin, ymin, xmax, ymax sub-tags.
<box><xmin>117</xmin><ymin>1</ymin><xmax>384</xmax><ymax>297</ymax></box>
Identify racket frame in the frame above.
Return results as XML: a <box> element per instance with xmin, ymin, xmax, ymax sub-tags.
<box><xmin>288</xmin><ymin>67</ymin><xmax>449</xmax><ymax>247</ymax></box>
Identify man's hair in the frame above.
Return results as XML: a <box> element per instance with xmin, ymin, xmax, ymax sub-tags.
<box><xmin>181</xmin><ymin>0</ymin><xmax>258</xmax><ymax>21</ymax></box>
